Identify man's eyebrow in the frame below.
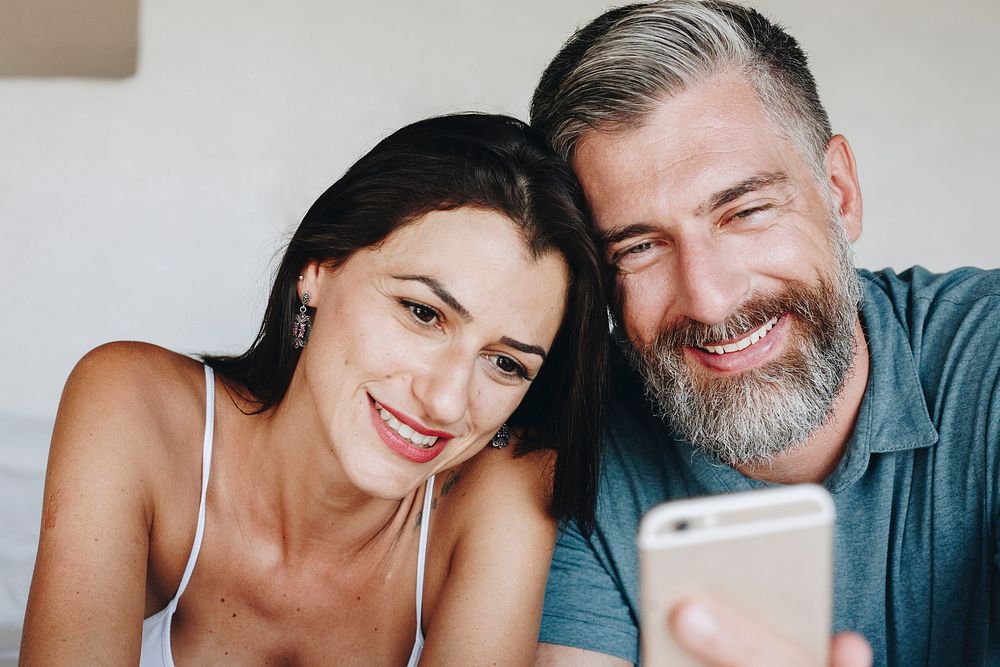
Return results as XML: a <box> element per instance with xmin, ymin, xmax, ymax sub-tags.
<box><xmin>700</xmin><ymin>171</ymin><xmax>789</xmax><ymax>215</ymax></box>
<box><xmin>600</xmin><ymin>222</ymin><xmax>662</xmax><ymax>247</ymax></box>
<box><xmin>393</xmin><ymin>274</ymin><xmax>471</xmax><ymax>321</ymax></box>
<box><xmin>500</xmin><ymin>336</ymin><xmax>546</xmax><ymax>361</ymax></box>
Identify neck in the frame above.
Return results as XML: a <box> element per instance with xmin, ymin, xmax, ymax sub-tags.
<box><xmin>216</xmin><ymin>370</ymin><xmax>419</xmax><ymax>565</ymax></box>
<box><xmin>737</xmin><ymin>318</ymin><xmax>869</xmax><ymax>485</ymax></box>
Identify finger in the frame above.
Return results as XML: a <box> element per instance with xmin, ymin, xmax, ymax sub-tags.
<box><xmin>668</xmin><ymin>596</ymin><xmax>809</xmax><ymax>667</ymax></box>
<box><xmin>830</xmin><ymin>632</ymin><xmax>872</xmax><ymax>667</ymax></box>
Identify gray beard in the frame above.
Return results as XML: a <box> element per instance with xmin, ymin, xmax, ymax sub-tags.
<box><xmin>626</xmin><ymin>225</ymin><xmax>863</xmax><ymax>468</ymax></box>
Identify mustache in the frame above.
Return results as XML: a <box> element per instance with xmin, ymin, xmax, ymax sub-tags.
<box><xmin>643</xmin><ymin>279</ymin><xmax>828</xmax><ymax>352</ymax></box>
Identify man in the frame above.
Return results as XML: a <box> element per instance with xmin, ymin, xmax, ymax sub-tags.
<box><xmin>529</xmin><ymin>1</ymin><xmax>1000</xmax><ymax>665</ymax></box>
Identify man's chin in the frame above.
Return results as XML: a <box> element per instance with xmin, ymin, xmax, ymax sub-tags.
<box><xmin>638</xmin><ymin>337</ymin><xmax>848</xmax><ymax>467</ymax></box>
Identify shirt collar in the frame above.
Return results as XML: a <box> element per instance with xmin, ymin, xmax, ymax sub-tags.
<box><xmin>824</xmin><ymin>271</ymin><xmax>938</xmax><ymax>491</ymax></box>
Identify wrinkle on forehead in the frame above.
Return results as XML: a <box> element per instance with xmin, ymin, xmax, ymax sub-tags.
<box><xmin>572</xmin><ymin>74</ymin><xmax>815</xmax><ymax>227</ymax></box>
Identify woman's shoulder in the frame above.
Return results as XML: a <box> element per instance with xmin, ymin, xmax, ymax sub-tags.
<box><xmin>57</xmin><ymin>341</ymin><xmax>209</xmax><ymax>467</ymax></box>
<box><xmin>69</xmin><ymin>340</ymin><xmax>204</xmax><ymax>404</ymax></box>
<box><xmin>419</xmin><ymin>445</ymin><xmax>558</xmax><ymax>662</ymax></box>
<box><xmin>21</xmin><ymin>342</ymin><xmax>209</xmax><ymax>662</ymax></box>
<box><xmin>434</xmin><ymin>444</ymin><xmax>556</xmax><ymax>536</ymax></box>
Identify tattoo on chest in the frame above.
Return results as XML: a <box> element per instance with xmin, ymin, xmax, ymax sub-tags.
<box><xmin>412</xmin><ymin>471</ymin><xmax>459</xmax><ymax>532</ymax></box>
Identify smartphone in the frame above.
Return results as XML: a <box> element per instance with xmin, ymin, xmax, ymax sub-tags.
<box><xmin>638</xmin><ymin>484</ymin><xmax>834</xmax><ymax>666</ymax></box>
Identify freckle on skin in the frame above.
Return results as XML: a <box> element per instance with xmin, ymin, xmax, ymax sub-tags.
<box><xmin>221</xmin><ymin>597</ymin><xmax>225</xmax><ymax>602</ymax></box>
<box><xmin>232</xmin><ymin>613</ymin><xmax>237</xmax><ymax>618</ymax></box>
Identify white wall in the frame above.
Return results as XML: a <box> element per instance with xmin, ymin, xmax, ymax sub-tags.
<box><xmin>1</xmin><ymin>0</ymin><xmax>998</xmax><ymax>421</ymax></box>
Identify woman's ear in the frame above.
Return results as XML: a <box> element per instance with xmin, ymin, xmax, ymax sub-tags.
<box><xmin>298</xmin><ymin>261</ymin><xmax>323</xmax><ymax>305</ymax></box>
<box><xmin>824</xmin><ymin>134</ymin><xmax>863</xmax><ymax>242</ymax></box>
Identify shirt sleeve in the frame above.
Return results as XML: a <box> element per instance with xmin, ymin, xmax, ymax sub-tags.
<box><xmin>538</xmin><ymin>519</ymin><xmax>639</xmax><ymax>663</ymax></box>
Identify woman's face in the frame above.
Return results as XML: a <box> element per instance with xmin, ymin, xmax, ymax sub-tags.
<box><xmin>298</xmin><ymin>206</ymin><xmax>569</xmax><ymax>499</ymax></box>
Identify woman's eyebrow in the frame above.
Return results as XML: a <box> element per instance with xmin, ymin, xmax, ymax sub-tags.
<box><xmin>501</xmin><ymin>336</ymin><xmax>546</xmax><ymax>361</ymax></box>
<box><xmin>393</xmin><ymin>275</ymin><xmax>545</xmax><ymax>358</ymax></box>
<box><xmin>393</xmin><ymin>274</ymin><xmax>472</xmax><ymax>321</ymax></box>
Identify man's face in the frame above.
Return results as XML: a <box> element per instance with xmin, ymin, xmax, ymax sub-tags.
<box><xmin>572</xmin><ymin>72</ymin><xmax>863</xmax><ymax>465</ymax></box>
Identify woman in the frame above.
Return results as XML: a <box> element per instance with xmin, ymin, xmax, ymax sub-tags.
<box><xmin>19</xmin><ymin>114</ymin><xmax>607</xmax><ymax>665</ymax></box>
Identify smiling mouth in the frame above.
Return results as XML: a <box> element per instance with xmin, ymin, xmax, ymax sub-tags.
<box><xmin>373</xmin><ymin>401</ymin><xmax>440</xmax><ymax>449</ymax></box>
<box><xmin>697</xmin><ymin>316</ymin><xmax>779</xmax><ymax>355</ymax></box>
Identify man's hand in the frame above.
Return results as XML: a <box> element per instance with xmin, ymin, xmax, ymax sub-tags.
<box><xmin>669</xmin><ymin>596</ymin><xmax>873</xmax><ymax>667</ymax></box>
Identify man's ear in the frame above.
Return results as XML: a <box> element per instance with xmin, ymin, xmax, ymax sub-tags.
<box><xmin>824</xmin><ymin>134</ymin><xmax>863</xmax><ymax>242</ymax></box>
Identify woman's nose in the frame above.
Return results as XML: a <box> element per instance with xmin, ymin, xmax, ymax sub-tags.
<box><xmin>410</xmin><ymin>348</ymin><xmax>474</xmax><ymax>427</ymax></box>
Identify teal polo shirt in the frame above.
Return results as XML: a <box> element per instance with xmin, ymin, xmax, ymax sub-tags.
<box><xmin>539</xmin><ymin>267</ymin><xmax>1000</xmax><ymax>666</ymax></box>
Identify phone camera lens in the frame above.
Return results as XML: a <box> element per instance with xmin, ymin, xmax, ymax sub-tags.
<box><xmin>674</xmin><ymin>520</ymin><xmax>689</xmax><ymax>531</ymax></box>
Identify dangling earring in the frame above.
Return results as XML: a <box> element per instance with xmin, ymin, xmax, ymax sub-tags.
<box><xmin>490</xmin><ymin>423</ymin><xmax>509</xmax><ymax>449</ymax></box>
<box><xmin>292</xmin><ymin>292</ymin><xmax>311</xmax><ymax>349</ymax></box>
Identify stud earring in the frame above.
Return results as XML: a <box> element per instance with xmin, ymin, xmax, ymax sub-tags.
<box><xmin>292</xmin><ymin>292</ymin><xmax>311</xmax><ymax>349</ymax></box>
<box><xmin>490</xmin><ymin>423</ymin><xmax>509</xmax><ymax>449</ymax></box>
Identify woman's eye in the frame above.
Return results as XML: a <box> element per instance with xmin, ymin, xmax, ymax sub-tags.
<box><xmin>489</xmin><ymin>354</ymin><xmax>529</xmax><ymax>380</ymax></box>
<box><xmin>403</xmin><ymin>301</ymin><xmax>440</xmax><ymax>326</ymax></box>
<box><xmin>627</xmin><ymin>241</ymin><xmax>653</xmax><ymax>254</ymax></box>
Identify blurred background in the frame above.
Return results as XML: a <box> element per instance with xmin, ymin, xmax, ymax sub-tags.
<box><xmin>0</xmin><ymin>0</ymin><xmax>998</xmax><ymax>660</ymax></box>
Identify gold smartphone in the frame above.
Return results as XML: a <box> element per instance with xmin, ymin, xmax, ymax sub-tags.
<box><xmin>638</xmin><ymin>485</ymin><xmax>834</xmax><ymax>666</ymax></box>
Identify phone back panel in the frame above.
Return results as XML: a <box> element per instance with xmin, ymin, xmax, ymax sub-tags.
<box><xmin>638</xmin><ymin>486</ymin><xmax>833</xmax><ymax>666</ymax></box>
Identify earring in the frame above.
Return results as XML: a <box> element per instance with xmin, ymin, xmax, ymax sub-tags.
<box><xmin>490</xmin><ymin>423</ymin><xmax>509</xmax><ymax>449</ymax></box>
<box><xmin>292</xmin><ymin>292</ymin><xmax>311</xmax><ymax>349</ymax></box>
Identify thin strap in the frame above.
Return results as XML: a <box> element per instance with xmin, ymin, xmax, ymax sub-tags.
<box><xmin>414</xmin><ymin>474</ymin><xmax>435</xmax><ymax>641</ymax></box>
<box><xmin>172</xmin><ymin>365</ymin><xmax>216</xmax><ymax>603</ymax></box>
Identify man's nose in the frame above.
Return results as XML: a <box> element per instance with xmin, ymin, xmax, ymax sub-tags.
<box><xmin>672</xmin><ymin>236</ymin><xmax>751</xmax><ymax>326</ymax></box>
<box><xmin>410</xmin><ymin>347</ymin><xmax>474</xmax><ymax>427</ymax></box>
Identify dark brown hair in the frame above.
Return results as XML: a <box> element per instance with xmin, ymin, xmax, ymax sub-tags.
<box><xmin>204</xmin><ymin>113</ymin><xmax>607</xmax><ymax>532</ymax></box>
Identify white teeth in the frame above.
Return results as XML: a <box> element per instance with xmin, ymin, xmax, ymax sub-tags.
<box><xmin>701</xmin><ymin>316</ymin><xmax>778</xmax><ymax>355</ymax></box>
<box><xmin>374</xmin><ymin>402</ymin><xmax>438</xmax><ymax>449</ymax></box>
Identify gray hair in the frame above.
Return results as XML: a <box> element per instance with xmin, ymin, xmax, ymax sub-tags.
<box><xmin>530</xmin><ymin>0</ymin><xmax>833</xmax><ymax>179</ymax></box>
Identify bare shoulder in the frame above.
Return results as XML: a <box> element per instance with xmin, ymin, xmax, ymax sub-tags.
<box><xmin>20</xmin><ymin>342</ymin><xmax>208</xmax><ymax>663</ymax></box>
<box><xmin>419</xmin><ymin>445</ymin><xmax>559</xmax><ymax>663</ymax></box>
<box><xmin>429</xmin><ymin>443</ymin><xmax>558</xmax><ymax>563</ymax></box>
<box><xmin>52</xmin><ymin>342</ymin><xmax>209</xmax><ymax>500</ymax></box>
<box><xmin>438</xmin><ymin>444</ymin><xmax>556</xmax><ymax>523</ymax></box>
<box><xmin>61</xmin><ymin>341</ymin><xmax>205</xmax><ymax>439</ymax></box>
<box><xmin>65</xmin><ymin>340</ymin><xmax>204</xmax><ymax>413</ymax></box>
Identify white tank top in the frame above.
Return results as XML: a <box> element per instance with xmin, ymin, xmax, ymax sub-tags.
<box><xmin>139</xmin><ymin>365</ymin><xmax>434</xmax><ymax>666</ymax></box>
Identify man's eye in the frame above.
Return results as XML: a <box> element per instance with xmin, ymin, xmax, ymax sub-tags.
<box><xmin>611</xmin><ymin>241</ymin><xmax>653</xmax><ymax>264</ymax></box>
<box><xmin>731</xmin><ymin>204</ymin><xmax>772</xmax><ymax>222</ymax></box>
<box><xmin>403</xmin><ymin>301</ymin><xmax>440</xmax><ymax>325</ymax></box>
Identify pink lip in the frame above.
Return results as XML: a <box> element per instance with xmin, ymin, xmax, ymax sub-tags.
<box><xmin>368</xmin><ymin>396</ymin><xmax>451</xmax><ymax>464</ymax></box>
<box><xmin>686</xmin><ymin>314</ymin><xmax>789</xmax><ymax>374</ymax></box>
<box><xmin>373</xmin><ymin>398</ymin><xmax>454</xmax><ymax>439</ymax></box>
